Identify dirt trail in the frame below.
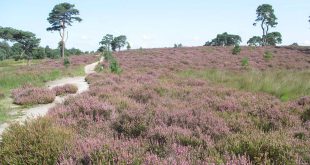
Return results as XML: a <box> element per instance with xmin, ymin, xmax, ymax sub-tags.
<box><xmin>0</xmin><ymin>59</ymin><xmax>101</xmax><ymax>136</ymax></box>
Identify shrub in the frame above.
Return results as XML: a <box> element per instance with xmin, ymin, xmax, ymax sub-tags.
<box><xmin>49</xmin><ymin>94</ymin><xmax>112</xmax><ymax>129</ymax></box>
<box><xmin>218</xmin><ymin>131</ymin><xmax>296</xmax><ymax>164</ymax></box>
<box><xmin>63</xmin><ymin>57</ymin><xmax>70</xmax><ymax>67</ymax></box>
<box><xmin>109</xmin><ymin>59</ymin><xmax>122</xmax><ymax>74</ymax></box>
<box><xmin>52</xmin><ymin>84</ymin><xmax>78</xmax><ymax>96</ymax></box>
<box><xmin>11</xmin><ymin>85</ymin><xmax>56</xmax><ymax>105</ymax></box>
<box><xmin>87</xmin><ymin>146</ymin><xmax>119</xmax><ymax>165</ymax></box>
<box><xmin>232</xmin><ymin>45</ymin><xmax>241</xmax><ymax>55</ymax></box>
<box><xmin>241</xmin><ymin>57</ymin><xmax>249</xmax><ymax>67</ymax></box>
<box><xmin>264</xmin><ymin>51</ymin><xmax>273</xmax><ymax>60</ymax></box>
<box><xmin>112</xmin><ymin>110</ymin><xmax>149</xmax><ymax>138</ymax></box>
<box><xmin>301</xmin><ymin>108</ymin><xmax>310</xmax><ymax>122</ymax></box>
<box><xmin>0</xmin><ymin>117</ymin><xmax>73</xmax><ymax>164</ymax></box>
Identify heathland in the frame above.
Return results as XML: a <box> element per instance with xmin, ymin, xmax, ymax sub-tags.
<box><xmin>1</xmin><ymin>46</ymin><xmax>309</xmax><ymax>164</ymax></box>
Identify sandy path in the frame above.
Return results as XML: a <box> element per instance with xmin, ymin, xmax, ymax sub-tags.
<box><xmin>0</xmin><ymin>59</ymin><xmax>100</xmax><ymax>136</ymax></box>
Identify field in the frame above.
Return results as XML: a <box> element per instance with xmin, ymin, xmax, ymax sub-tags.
<box><xmin>1</xmin><ymin>46</ymin><xmax>309</xmax><ymax>164</ymax></box>
<box><xmin>0</xmin><ymin>55</ymin><xmax>98</xmax><ymax>123</ymax></box>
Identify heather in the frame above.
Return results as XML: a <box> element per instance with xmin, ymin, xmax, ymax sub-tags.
<box><xmin>52</xmin><ymin>84</ymin><xmax>78</xmax><ymax>96</ymax></box>
<box><xmin>1</xmin><ymin>47</ymin><xmax>310</xmax><ymax>164</ymax></box>
<box><xmin>11</xmin><ymin>85</ymin><xmax>56</xmax><ymax>105</ymax></box>
<box><xmin>0</xmin><ymin>55</ymin><xmax>97</xmax><ymax>122</ymax></box>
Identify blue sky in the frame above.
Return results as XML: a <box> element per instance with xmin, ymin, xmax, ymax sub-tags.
<box><xmin>1</xmin><ymin>0</ymin><xmax>310</xmax><ymax>51</ymax></box>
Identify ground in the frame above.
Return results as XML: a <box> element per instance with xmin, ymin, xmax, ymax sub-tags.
<box><xmin>0</xmin><ymin>46</ymin><xmax>310</xmax><ymax>164</ymax></box>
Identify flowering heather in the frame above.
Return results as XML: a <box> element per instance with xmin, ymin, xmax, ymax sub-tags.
<box><xmin>52</xmin><ymin>84</ymin><xmax>78</xmax><ymax>96</ymax></box>
<box><xmin>11</xmin><ymin>85</ymin><xmax>55</xmax><ymax>105</ymax></box>
<box><xmin>2</xmin><ymin>47</ymin><xmax>310</xmax><ymax>164</ymax></box>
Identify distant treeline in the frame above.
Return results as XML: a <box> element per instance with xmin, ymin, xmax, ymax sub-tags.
<box><xmin>0</xmin><ymin>41</ymin><xmax>90</xmax><ymax>61</ymax></box>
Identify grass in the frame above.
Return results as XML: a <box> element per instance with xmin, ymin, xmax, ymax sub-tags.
<box><xmin>179</xmin><ymin>69</ymin><xmax>310</xmax><ymax>101</ymax></box>
<box><xmin>0</xmin><ymin>59</ymin><xmax>85</xmax><ymax>123</ymax></box>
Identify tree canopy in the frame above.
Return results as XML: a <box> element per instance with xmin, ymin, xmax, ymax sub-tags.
<box><xmin>247</xmin><ymin>36</ymin><xmax>262</xmax><ymax>46</ymax></box>
<box><xmin>47</xmin><ymin>2</ymin><xmax>82</xmax><ymax>58</ymax></box>
<box><xmin>0</xmin><ymin>26</ymin><xmax>40</xmax><ymax>62</ymax></box>
<box><xmin>204</xmin><ymin>32</ymin><xmax>242</xmax><ymax>46</ymax></box>
<box><xmin>99</xmin><ymin>34</ymin><xmax>114</xmax><ymax>51</ymax></box>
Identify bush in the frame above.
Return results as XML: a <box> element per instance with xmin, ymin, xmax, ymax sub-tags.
<box><xmin>11</xmin><ymin>85</ymin><xmax>56</xmax><ymax>105</ymax></box>
<box><xmin>241</xmin><ymin>57</ymin><xmax>249</xmax><ymax>67</ymax></box>
<box><xmin>232</xmin><ymin>45</ymin><xmax>241</xmax><ymax>55</ymax></box>
<box><xmin>218</xmin><ymin>131</ymin><xmax>296</xmax><ymax>164</ymax></box>
<box><xmin>264</xmin><ymin>51</ymin><xmax>273</xmax><ymax>60</ymax></box>
<box><xmin>112</xmin><ymin>110</ymin><xmax>149</xmax><ymax>138</ymax></box>
<box><xmin>63</xmin><ymin>57</ymin><xmax>70</xmax><ymax>67</ymax></box>
<box><xmin>52</xmin><ymin>84</ymin><xmax>78</xmax><ymax>96</ymax></box>
<box><xmin>301</xmin><ymin>108</ymin><xmax>310</xmax><ymax>122</ymax></box>
<box><xmin>103</xmin><ymin>51</ymin><xmax>113</xmax><ymax>61</ymax></box>
<box><xmin>109</xmin><ymin>59</ymin><xmax>122</xmax><ymax>74</ymax></box>
<box><xmin>0</xmin><ymin>117</ymin><xmax>73</xmax><ymax>164</ymax></box>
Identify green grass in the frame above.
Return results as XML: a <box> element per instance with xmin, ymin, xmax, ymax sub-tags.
<box><xmin>179</xmin><ymin>69</ymin><xmax>310</xmax><ymax>101</ymax></box>
<box><xmin>0</xmin><ymin>59</ymin><xmax>85</xmax><ymax>123</ymax></box>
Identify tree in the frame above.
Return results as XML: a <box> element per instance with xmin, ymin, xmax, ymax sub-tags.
<box><xmin>204</xmin><ymin>32</ymin><xmax>241</xmax><ymax>46</ymax></box>
<box><xmin>247</xmin><ymin>36</ymin><xmax>262</xmax><ymax>46</ymax></box>
<box><xmin>265</xmin><ymin>32</ymin><xmax>282</xmax><ymax>46</ymax></box>
<box><xmin>0</xmin><ymin>27</ymin><xmax>40</xmax><ymax>64</ymax></box>
<box><xmin>47</xmin><ymin>3</ymin><xmax>82</xmax><ymax>58</ymax></box>
<box><xmin>253</xmin><ymin>4</ymin><xmax>278</xmax><ymax>46</ymax></box>
<box><xmin>126</xmin><ymin>42</ymin><xmax>131</xmax><ymax>50</ymax></box>
<box><xmin>99</xmin><ymin>34</ymin><xmax>113</xmax><ymax>51</ymax></box>
<box><xmin>110</xmin><ymin>35</ymin><xmax>127</xmax><ymax>51</ymax></box>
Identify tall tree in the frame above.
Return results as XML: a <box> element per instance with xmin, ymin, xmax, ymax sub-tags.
<box><xmin>99</xmin><ymin>34</ymin><xmax>114</xmax><ymax>51</ymax></box>
<box><xmin>253</xmin><ymin>4</ymin><xmax>278</xmax><ymax>46</ymax></box>
<box><xmin>47</xmin><ymin>3</ymin><xmax>82</xmax><ymax>58</ymax></box>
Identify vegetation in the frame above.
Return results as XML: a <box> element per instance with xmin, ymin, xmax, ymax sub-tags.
<box><xmin>253</xmin><ymin>4</ymin><xmax>282</xmax><ymax>46</ymax></box>
<box><xmin>247</xmin><ymin>36</ymin><xmax>262</xmax><ymax>46</ymax></box>
<box><xmin>52</xmin><ymin>84</ymin><xmax>78</xmax><ymax>96</ymax></box>
<box><xmin>0</xmin><ymin>55</ymin><xmax>97</xmax><ymax>123</ymax></box>
<box><xmin>0</xmin><ymin>27</ymin><xmax>40</xmax><ymax>64</ymax></box>
<box><xmin>180</xmin><ymin>69</ymin><xmax>310</xmax><ymax>101</ymax></box>
<box><xmin>264</xmin><ymin>51</ymin><xmax>273</xmax><ymax>60</ymax></box>
<box><xmin>47</xmin><ymin>2</ymin><xmax>82</xmax><ymax>58</ymax></box>
<box><xmin>232</xmin><ymin>45</ymin><xmax>241</xmax><ymax>55</ymax></box>
<box><xmin>99</xmin><ymin>34</ymin><xmax>128</xmax><ymax>52</ymax></box>
<box><xmin>204</xmin><ymin>32</ymin><xmax>241</xmax><ymax>46</ymax></box>
<box><xmin>11</xmin><ymin>85</ymin><xmax>56</xmax><ymax>105</ymax></box>
<box><xmin>0</xmin><ymin>117</ymin><xmax>73</xmax><ymax>164</ymax></box>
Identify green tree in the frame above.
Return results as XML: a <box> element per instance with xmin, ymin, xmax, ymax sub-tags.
<box><xmin>0</xmin><ymin>27</ymin><xmax>40</xmax><ymax>64</ymax></box>
<box><xmin>0</xmin><ymin>41</ymin><xmax>11</xmax><ymax>60</ymax></box>
<box><xmin>113</xmin><ymin>35</ymin><xmax>127</xmax><ymax>51</ymax></box>
<box><xmin>253</xmin><ymin>4</ymin><xmax>278</xmax><ymax>46</ymax></box>
<box><xmin>204</xmin><ymin>32</ymin><xmax>241</xmax><ymax>46</ymax></box>
<box><xmin>127</xmin><ymin>42</ymin><xmax>131</xmax><ymax>50</ymax></box>
<box><xmin>247</xmin><ymin>36</ymin><xmax>262</xmax><ymax>46</ymax></box>
<box><xmin>265</xmin><ymin>32</ymin><xmax>282</xmax><ymax>46</ymax></box>
<box><xmin>99</xmin><ymin>34</ymin><xmax>114</xmax><ymax>51</ymax></box>
<box><xmin>47</xmin><ymin>2</ymin><xmax>82</xmax><ymax>58</ymax></box>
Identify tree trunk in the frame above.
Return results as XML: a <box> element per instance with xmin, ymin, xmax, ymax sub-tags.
<box><xmin>261</xmin><ymin>20</ymin><xmax>265</xmax><ymax>46</ymax></box>
<box><xmin>61</xmin><ymin>21</ymin><xmax>65</xmax><ymax>59</ymax></box>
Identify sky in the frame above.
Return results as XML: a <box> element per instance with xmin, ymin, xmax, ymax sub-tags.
<box><xmin>0</xmin><ymin>0</ymin><xmax>310</xmax><ymax>51</ymax></box>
